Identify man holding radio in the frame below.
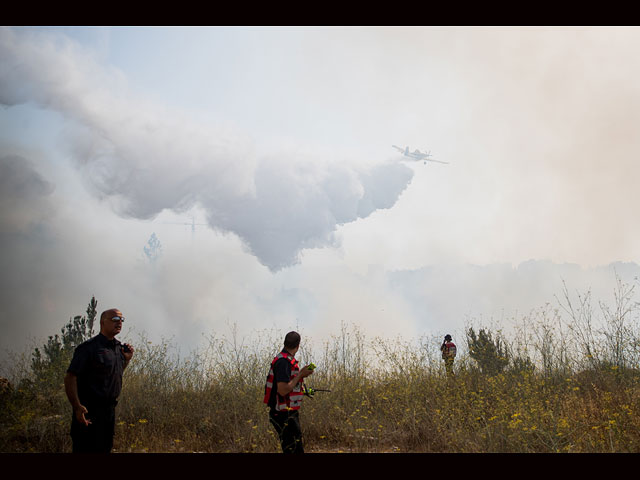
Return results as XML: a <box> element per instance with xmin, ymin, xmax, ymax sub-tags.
<box><xmin>263</xmin><ymin>331</ymin><xmax>314</xmax><ymax>453</ymax></box>
<box><xmin>64</xmin><ymin>308</ymin><xmax>134</xmax><ymax>453</ymax></box>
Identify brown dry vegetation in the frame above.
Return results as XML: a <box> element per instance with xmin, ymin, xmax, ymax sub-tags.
<box><xmin>2</xmin><ymin>277</ymin><xmax>640</xmax><ymax>453</ymax></box>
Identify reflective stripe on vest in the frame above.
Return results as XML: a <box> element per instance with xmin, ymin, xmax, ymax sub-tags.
<box><xmin>263</xmin><ymin>351</ymin><xmax>304</xmax><ymax>411</ymax></box>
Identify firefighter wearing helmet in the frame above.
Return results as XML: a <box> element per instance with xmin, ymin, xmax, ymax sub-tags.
<box><xmin>441</xmin><ymin>334</ymin><xmax>457</xmax><ymax>376</ymax></box>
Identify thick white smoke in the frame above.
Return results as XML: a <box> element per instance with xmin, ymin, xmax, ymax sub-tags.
<box><xmin>0</xmin><ymin>28</ymin><xmax>413</xmax><ymax>271</ymax></box>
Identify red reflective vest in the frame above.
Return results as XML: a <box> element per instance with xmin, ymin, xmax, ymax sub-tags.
<box><xmin>441</xmin><ymin>341</ymin><xmax>457</xmax><ymax>359</ymax></box>
<box><xmin>263</xmin><ymin>351</ymin><xmax>305</xmax><ymax>411</ymax></box>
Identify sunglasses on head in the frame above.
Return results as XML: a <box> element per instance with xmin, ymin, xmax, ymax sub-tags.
<box><xmin>111</xmin><ymin>316</ymin><xmax>125</xmax><ymax>323</ymax></box>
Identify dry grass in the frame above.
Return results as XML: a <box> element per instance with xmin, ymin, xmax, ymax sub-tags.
<box><xmin>2</xmin><ymin>328</ymin><xmax>640</xmax><ymax>453</ymax></box>
<box><xmin>2</xmin><ymin>277</ymin><xmax>640</xmax><ymax>452</ymax></box>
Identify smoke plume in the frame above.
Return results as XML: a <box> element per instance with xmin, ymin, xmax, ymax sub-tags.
<box><xmin>0</xmin><ymin>28</ymin><xmax>413</xmax><ymax>271</ymax></box>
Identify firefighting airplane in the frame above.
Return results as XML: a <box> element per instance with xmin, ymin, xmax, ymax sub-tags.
<box><xmin>392</xmin><ymin>145</ymin><xmax>449</xmax><ymax>164</ymax></box>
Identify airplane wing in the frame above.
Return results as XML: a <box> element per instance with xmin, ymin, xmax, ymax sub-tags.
<box><xmin>391</xmin><ymin>145</ymin><xmax>405</xmax><ymax>153</ymax></box>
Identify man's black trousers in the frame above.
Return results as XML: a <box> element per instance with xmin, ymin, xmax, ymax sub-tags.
<box><xmin>269</xmin><ymin>409</ymin><xmax>304</xmax><ymax>453</ymax></box>
<box><xmin>70</xmin><ymin>402</ymin><xmax>116</xmax><ymax>453</ymax></box>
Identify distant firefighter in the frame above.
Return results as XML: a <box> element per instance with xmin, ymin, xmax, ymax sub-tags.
<box><xmin>441</xmin><ymin>334</ymin><xmax>457</xmax><ymax>375</ymax></box>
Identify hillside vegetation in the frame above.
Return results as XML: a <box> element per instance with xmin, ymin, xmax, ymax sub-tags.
<box><xmin>2</xmin><ymin>278</ymin><xmax>640</xmax><ymax>453</ymax></box>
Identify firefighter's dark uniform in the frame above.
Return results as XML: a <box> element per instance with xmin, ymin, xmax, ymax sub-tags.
<box><xmin>67</xmin><ymin>333</ymin><xmax>126</xmax><ymax>453</ymax></box>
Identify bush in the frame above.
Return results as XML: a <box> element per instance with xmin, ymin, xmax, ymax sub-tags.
<box><xmin>466</xmin><ymin>327</ymin><xmax>509</xmax><ymax>376</ymax></box>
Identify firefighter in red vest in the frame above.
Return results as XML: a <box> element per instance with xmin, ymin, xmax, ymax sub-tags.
<box><xmin>441</xmin><ymin>334</ymin><xmax>457</xmax><ymax>376</ymax></box>
<box><xmin>264</xmin><ymin>331</ymin><xmax>314</xmax><ymax>453</ymax></box>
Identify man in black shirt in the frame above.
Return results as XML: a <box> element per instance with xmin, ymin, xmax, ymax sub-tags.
<box><xmin>64</xmin><ymin>308</ymin><xmax>134</xmax><ymax>453</ymax></box>
<box><xmin>264</xmin><ymin>331</ymin><xmax>313</xmax><ymax>453</ymax></box>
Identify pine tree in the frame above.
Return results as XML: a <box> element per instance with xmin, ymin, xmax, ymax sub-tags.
<box><xmin>143</xmin><ymin>232</ymin><xmax>162</xmax><ymax>264</ymax></box>
<box><xmin>466</xmin><ymin>327</ymin><xmax>510</xmax><ymax>376</ymax></box>
<box><xmin>30</xmin><ymin>297</ymin><xmax>98</xmax><ymax>393</ymax></box>
<box><xmin>86</xmin><ymin>295</ymin><xmax>97</xmax><ymax>336</ymax></box>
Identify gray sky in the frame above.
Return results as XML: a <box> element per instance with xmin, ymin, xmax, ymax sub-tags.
<box><xmin>1</xmin><ymin>26</ymin><xmax>639</xmax><ymax>367</ymax></box>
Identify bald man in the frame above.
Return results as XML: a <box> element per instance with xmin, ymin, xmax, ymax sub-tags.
<box><xmin>64</xmin><ymin>308</ymin><xmax>134</xmax><ymax>453</ymax></box>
